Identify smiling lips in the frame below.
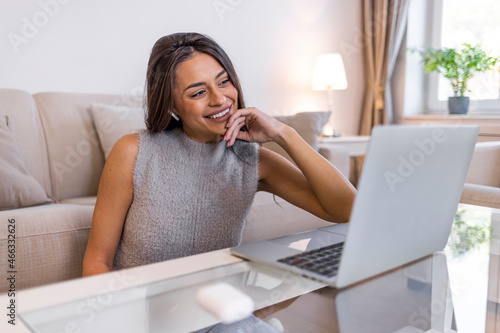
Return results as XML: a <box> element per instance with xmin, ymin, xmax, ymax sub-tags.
<box><xmin>208</xmin><ymin>108</ymin><xmax>230</xmax><ymax>119</ymax></box>
<box><xmin>205</xmin><ymin>104</ymin><xmax>232</xmax><ymax>121</ymax></box>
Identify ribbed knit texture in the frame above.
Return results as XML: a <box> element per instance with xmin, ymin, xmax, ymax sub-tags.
<box><xmin>113</xmin><ymin>128</ymin><xmax>259</xmax><ymax>270</ymax></box>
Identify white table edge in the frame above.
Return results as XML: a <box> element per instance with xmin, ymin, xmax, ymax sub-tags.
<box><xmin>2</xmin><ymin>249</ymin><xmax>242</xmax><ymax>332</ymax></box>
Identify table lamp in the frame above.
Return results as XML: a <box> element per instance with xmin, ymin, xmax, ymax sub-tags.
<box><xmin>312</xmin><ymin>53</ymin><xmax>348</xmax><ymax>137</ymax></box>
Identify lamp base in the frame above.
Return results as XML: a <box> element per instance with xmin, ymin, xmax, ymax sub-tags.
<box><xmin>322</xmin><ymin>124</ymin><xmax>341</xmax><ymax>138</ymax></box>
<box><xmin>322</xmin><ymin>130</ymin><xmax>341</xmax><ymax>138</ymax></box>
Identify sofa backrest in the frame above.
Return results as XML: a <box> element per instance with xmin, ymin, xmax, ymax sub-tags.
<box><xmin>0</xmin><ymin>89</ymin><xmax>53</xmax><ymax>196</ymax></box>
<box><xmin>34</xmin><ymin>92</ymin><xmax>143</xmax><ymax>201</ymax></box>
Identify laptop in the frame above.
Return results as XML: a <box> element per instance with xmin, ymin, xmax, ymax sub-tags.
<box><xmin>231</xmin><ymin>125</ymin><xmax>479</xmax><ymax>288</ymax></box>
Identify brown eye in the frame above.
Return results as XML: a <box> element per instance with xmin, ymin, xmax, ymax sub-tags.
<box><xmin>191</xmin><ymin>90</ymin><xmax>206</xmax><ymax>98</ymax></box>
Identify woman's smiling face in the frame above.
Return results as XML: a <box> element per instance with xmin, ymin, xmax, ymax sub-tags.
<box><xmin>173</xmin><ymin>52</ymin><xmax>238</xmax><ymax>143</ymax></box>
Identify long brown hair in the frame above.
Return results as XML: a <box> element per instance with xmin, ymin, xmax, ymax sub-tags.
<box><xmin>145</xmin><ymin>32</ymin><xmax>245</xmax><ymax>133</ymax></box>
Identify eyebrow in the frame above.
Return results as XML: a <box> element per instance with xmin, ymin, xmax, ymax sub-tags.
<box><xmin>184</xmin><ymin>69</ymin><xmax>227</xmax><ymax>91</ymax></box>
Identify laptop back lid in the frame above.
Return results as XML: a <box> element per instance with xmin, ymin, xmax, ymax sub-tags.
<box><xmin>335</xmin><ymin>125</ymin><xmax>478</xmax><ymax>288</ymax></box>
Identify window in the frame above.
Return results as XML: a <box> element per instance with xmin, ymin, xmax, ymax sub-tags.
<box><xmin>426</xmin><ymin>0</ymin><xmax>500</xmax><ymax>113</ymax></box>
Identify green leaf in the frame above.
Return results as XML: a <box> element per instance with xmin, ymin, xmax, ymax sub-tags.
<box><xmin>413</xmin><ymin>43</ymin><xmax>500</xmax><ymax>97</ymax></box>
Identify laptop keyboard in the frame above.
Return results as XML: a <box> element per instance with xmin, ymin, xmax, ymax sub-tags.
<box><xmin>277</xmin><ymin>242</ymin><xmax>344</xmax><ymax>278</ymax></box>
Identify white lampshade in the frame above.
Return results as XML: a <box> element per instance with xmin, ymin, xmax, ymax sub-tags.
<box><xmin>312</xmin><ymin>53</ymin><xmax>348</xmax><ymax>91</ymax></box>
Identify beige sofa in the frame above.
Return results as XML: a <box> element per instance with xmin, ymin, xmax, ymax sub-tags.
<box><xmin>460</xmin><ymin>141</ymin><xmax>500</xmax><ymax>209</ymax></box>
<box><xmin>0</xmin><ymin>88</ymin><xmax>349</xmax><ymax>294</ymax></box>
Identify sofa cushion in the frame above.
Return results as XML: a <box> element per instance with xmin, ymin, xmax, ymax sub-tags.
<box><xmin>60</xmin><ymin>196</ymin><xmax>97</xmax><ymax>206</ymax></box>
<box><xmin>262</xmin><ymin>111</ymin><xmax>330</xmax><ymax>162</ymax></box>
<box><xmin>241</xmin><ymin>191</ymin><xmax>332</xmax><ymax>244</ymax></box>
<box><xmin>34</xmin><ymin>92</ymin><xmax>143</xmax><ymax>201</ymax></box>
<box><xmin>0</xmin><ymin>204</ymin><xmax>94</xmax><ymax>293</ymax></box>
<box><xmin>0</xmin><ymin>89</ymin><xmax>52</xmax><ymax>195</ymax></box>
<box><xmin>0</xmin><ymin>118</ymin><xmax>53</xmax><ymax>210</ymax></box>
<box><xmin>89</xmin><ymin>103</ymin><xmax>146</xmax><ymax>159</ymax></box>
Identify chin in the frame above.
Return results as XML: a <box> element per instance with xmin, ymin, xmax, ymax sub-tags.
<box><xmin>210</xmin><ymin>123</ymin><xmax>228</xmax><ymax>136</ymax></box>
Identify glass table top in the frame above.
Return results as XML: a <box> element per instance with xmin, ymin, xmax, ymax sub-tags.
<box><xmin>18</xmin><ymin>204</ymin><xmax>500</xmax><ymax>333</ymax></box>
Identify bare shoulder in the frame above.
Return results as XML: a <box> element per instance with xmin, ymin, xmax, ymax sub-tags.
<box><xmin>96</xmin><ymin>134</ymin><xmax>140</xmax><ymax>197</ymax></box>
<box><xmin>104</xmin><ymin>133</ymin><xmax>140</xmax><ymax>177</ymax></box>
<box><xmin>112</xmin><ymin>133</ymin><xmax>140</xmax><ymax>155</ymax></box>
<box><xmin>108</xmin><ymin>133</ymin><xmax>139</xmax><ymax>161</ymax></box>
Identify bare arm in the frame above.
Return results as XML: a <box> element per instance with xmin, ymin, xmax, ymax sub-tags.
<box><xmin>82</xmin><ymin>134</ymin><xmax>139</xmax><ymax>277</ymax></box>
<box><xmin>258</xmin><ymin>127</ymin><xmax>355</xmax><ymax>222</ymax></box>
<box><xmin>225</xmin><ymin>108</ymin><xmax>356</xmax><ymax>223</ymax></box>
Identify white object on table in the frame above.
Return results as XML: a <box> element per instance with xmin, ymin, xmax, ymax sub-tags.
<box><xmin>196</xmin><ymin>282</ymin><xmax>255</xmax><ymax>324</ymax></box>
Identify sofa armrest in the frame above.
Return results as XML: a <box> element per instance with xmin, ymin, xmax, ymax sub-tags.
<box><xmin>465</xmin><ymin>141</ymin><xmax>500</xmax><ymax>187</ymax></box>
<box><xmin>0</xmin><ymin>204</ymin><xmax>93</xmax><ymax>293</ymax></box>
<box><xmin>318</xmin><ymin>146</ymin><xmax>350</xmax><ymax>179</ymax></box>
<box><xmin>460</xmin><ymin>183</ymin><xmax>500</xmax><ymax>209</ymax></box>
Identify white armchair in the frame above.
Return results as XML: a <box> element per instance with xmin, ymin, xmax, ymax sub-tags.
<box><xmin>460</xmin><ymin>141</ymin><xmax>500</xmax><ymax>209</ymax></box>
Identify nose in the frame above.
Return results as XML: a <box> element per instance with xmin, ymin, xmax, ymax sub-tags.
<box><xmin>209</xmin><ymin>88</ymin><xmax>226</xmax><ymax>107</ymax></box>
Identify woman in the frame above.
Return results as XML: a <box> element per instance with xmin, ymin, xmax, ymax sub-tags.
<box><xmin>82</xmin><ymin>32</ymin><xmax>355</xmax><ymax>276</ymax></box>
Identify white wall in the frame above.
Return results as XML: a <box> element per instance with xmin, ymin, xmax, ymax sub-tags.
<box><xmin>1</xmin><ymin>0</ymin><xmax>364</xmax><ymax>135</ymax></box>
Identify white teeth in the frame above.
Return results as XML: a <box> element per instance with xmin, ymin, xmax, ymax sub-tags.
<box><xmin>208</xmin><ymin>108</ymin><xmax>229</xmax><ymax>119</ymax></box>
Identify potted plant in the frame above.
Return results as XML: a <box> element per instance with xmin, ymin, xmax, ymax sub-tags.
<box><xmin>418</xmin><ymin>43</ymin><xmax>499</xmax><ymax>114</ymax></box>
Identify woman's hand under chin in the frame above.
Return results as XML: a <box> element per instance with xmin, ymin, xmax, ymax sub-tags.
<box><xmin>223</xmin><ymin>107</ymin><xmax>288</xmax><ymax>147</ymax></box>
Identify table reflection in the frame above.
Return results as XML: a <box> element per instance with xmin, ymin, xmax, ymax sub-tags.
<box><xmin>266</xmin><ymin>205</ymin><xmax>499</xmax><ymax>333</ymax></box>
<box><xmin>268</xmin><ymin>252</ymin><xmax>456</xmax><ymax>333</ymax></box>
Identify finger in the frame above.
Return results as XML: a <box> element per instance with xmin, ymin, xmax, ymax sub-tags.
<box><xmin>224</xmin><ymin>116</ymin><xmax>246</xmax><ymax>141</ymax></box>
<box><xmin>225</xmin><ymin>117</ymin><xmax>247</xmax><ymax>146</ymax></box>
<box><xmin>235</xmin><ymin>130</ymin><xmax>251</xmax><ymax>142</ymax></box>
<box><xmin>227</xmin><ymin>107</ymin><xmax>256</xmax><ymax>128</ymax></box>
<box><xmin>229</xmin><ymin>118</ymin><xmax>250</xmax><ymax>146</ymax></box>
<box><xmin>228</xmin><ymin>128</ymin><xmax>239</xmax><ymax>147</ymax></box>
<box><xmin>229</xmin><ymin>129</ymin><xmax>246</xmax><ymax>147</ymax></box>
<box><xmin>230</xmin><ymin>123</ymin><xmax>253</xmax><ymax>146</ymax></box>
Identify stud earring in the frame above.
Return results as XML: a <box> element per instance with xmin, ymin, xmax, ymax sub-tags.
<box><xmin>170</xmin><ymin>112</ymin><xmax>180</xmax><ymax>121</ymax></box>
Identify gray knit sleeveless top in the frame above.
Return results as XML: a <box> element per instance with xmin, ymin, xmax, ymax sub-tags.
<box><xmin>113</xmin><ymin>128</ymin><xmax>259</xmax><ymax>270</ymax></box>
